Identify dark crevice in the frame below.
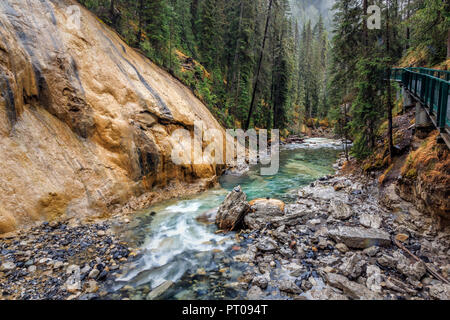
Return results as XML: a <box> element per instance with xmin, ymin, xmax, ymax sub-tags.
<box><xmin>0</xmin><ymin>73</ymin><xmax>17</xmax><ymax>126</ymax></box>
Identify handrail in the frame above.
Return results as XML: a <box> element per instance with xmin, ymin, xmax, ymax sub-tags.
<box><xmin>390</xmin><ymin>67</ymin><xmax>449</xmax><ymax>130</ymax></box>
<box><xmin>407</xmin><ymin>67</ymin><xmax>450</xmax><ymax>81</ymax></box>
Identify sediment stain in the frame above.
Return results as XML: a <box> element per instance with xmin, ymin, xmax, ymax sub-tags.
<box><xmin>0</xmin><ymin>73</ymin><xmax>17</xmax><ymax>126</ymax></box>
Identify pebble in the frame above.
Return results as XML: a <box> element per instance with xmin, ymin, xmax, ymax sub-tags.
<box><xmin>309</xmin><ymin>219</ymin><xmax>321</xmax><ymax>225</ymax></box>
<box><xmin>196</xmin><ymin>268</ymin><xmax>206</xmax><ymax>275</ymax></box>
<box><xmin>86</xmin><ymin>280</ymin><xmax>99</xmax><ymax>293</ymax></box>
<box><xmin>88</xmin><ymin>269</ymin><xmax>100</xmax><ymax>279</ymax></box>
<box><xmin>395</xmin><ymin>233</ymin><xmax>409</xmax><ymax>242</ymax></box>
<box><xmin>81</xmin><ymin>265</ymin><xmax>91</xmax><ymax>274</ymax></box>
<box><xmin>27</xmin><ymin>265</ymin><xmax>37</xmax><ymax>273</ymax></box>
<box><xmin>0</xmin><ymin>221</ymin><xmax>136</xmax><ymax>300</ymax></box>
<box><xmin>336</xmin><ymin>243</ymin><xmax>349</xmax><ymax>253</ymax></box>
<box><xmin>363</xmin><ymin>246</ymin><xmax>379</xmax><ymax>257</ymax></box>
<box><xmin>1</xmin><ymin>262</ymin><xmax>16</xmax><ymax>271</ymax></box>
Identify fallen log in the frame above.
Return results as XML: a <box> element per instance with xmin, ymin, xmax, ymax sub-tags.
<box><xmin>394</xmin><ymin>238</ymin><xmax>450</xmax><ymax>285</ymax></box>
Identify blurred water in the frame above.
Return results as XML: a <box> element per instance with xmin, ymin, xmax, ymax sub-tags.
<box><xmin>112</xmin><ymin>138</ymin><xmax>343</xmax><ymax>300</ymax></box>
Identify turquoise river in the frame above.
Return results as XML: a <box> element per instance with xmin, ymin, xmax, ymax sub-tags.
<box><xmin>109</xmin><ymin>138</ymin><xmax>344</xmax><ymax>300</ymax></box>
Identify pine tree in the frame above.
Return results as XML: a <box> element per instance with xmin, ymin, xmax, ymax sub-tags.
<box><xmin>143</xmin><ymin>0</ymin><xmax>171</xmax><ymax>66</ymax></box>
<box><xmin>197</xmin><ymin>0</ymin><xmax>225</xmax><ymax>69</ymax></box>
<box><xmin>244</xmin><ymin>0</ymin><xmax>273</xmax><ymax>130</ymax></box>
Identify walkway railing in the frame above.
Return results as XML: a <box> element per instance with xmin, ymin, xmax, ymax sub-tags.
<box><xmin>391</xmin><ymin>67</ymin><xmax>450</xmax><ymax>131</ymax></box>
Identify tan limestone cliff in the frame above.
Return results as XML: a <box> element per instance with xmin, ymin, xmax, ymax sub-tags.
<box><xmin>0</xmin><ymin>0</ymin><xmax>227</xmax><ymax>233</ymax></box>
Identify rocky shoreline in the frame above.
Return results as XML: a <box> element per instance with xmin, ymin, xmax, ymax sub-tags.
<box><xmin>0</xmin><ymin>220</ymin><xmax>140</xmax><ymax>300</ymax></box>
<box><xmin>1</xmin><ymin>150</ymin><xmax>449</xmax><ymax>300</ymax></box>
<box><xmin>217</xmin><ymin>154</ymin><xmax>450</xmax><ymax>300</ymax></box>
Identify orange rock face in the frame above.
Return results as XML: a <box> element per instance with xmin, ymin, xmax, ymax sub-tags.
<box><xmin>0</xmin><ymin>0</ymin><xmax>226</xmax><ymax>233</ymax></box>
<box><xmin>248</xmin><ymin>199</ymin><xmax>286</xmax><ymax>212</ymax></box>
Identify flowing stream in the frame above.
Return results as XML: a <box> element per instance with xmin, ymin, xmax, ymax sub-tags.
<box><xmin>109</xmin><ymin>138</ymin><xmax>344</xmax><ymax>300</ymax></box>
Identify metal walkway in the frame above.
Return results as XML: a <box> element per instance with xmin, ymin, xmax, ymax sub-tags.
<box><xmin>391</xmin><ymin>67</ymin><xmax>450</xmax><ymax>147</ymax></box>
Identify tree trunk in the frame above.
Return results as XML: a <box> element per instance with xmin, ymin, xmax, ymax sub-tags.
<box><xmin>363</xmin><ymin>0</ymin><xmax>368</xmax><ymax>48</ymax></box>
<box><xmin>136</xmin><ymin>0</ymin><xmax>144</xmax><ymax>47</ymax></box>
<box><xmin>230</xmin><ymin>1</ymin><xmax>244</xmax><ymax>95</ymax></box>
<box><xmin>406</xmin><ymin>0</ymin><xmax>410</xmax><ymax>50</ymax></box>
<box><xmin>110</xmin><ymin>0</ymin><xmax>116</xmax><ymax>28</ymax></box>
<box><xmin>245</xmin><ymin>0</ymin><xmax>273</xmax><ymax>130</ymax></box>
<box><xmin>386</xmin><ymin>0</ymin><xmax>394</xmax><ymax>160</ymax></box>
<box><xmin>191</xmin><ymin>0</ymin><xmax>199</xmax><ymax>38</ymax></box>
<box><xmin>269</xmin><ymin>30</ymin><xmax>276</xmax><ymax>130</ymax></box>
<box><xmin>169</xmin><ymin>16</ymin><xmax>172</xmax><ymax>71</ymax></box>
<box><xmin>273</xmin><ymin>29</ymin><xmax>285</xmax><ymax>130</ymax></box>
<box><xmin>342</xmin><ymin>103</ymin><xmax>349</xmax><ymax>161</ymax></box>
<box><xmin>447</xmin><ymin>29</ymin><xmax>450</xmax><ymax>58</ymax></box>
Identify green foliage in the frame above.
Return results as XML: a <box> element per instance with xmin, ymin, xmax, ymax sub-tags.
<box><xmin>80</xmin><ymin>0</ymin><xmax>448</xmax><ymax>153</ymax></box>
<box><xmin>326</xmin><ymin>0</ymin><xmax>449</xmax><ymax>159</ymax></box>
<box><xmin>79</xmin><ymin>0</ymin><xmax>300</xmax><ymax>130</ymax></box>
<box><xmin>350</xmin><ymin>57</ymin><xmax>387</xmax><ymax>158</ymax></box>
<box><xmin>408</xmin><ymin>0</ymin><xmax>450</xmax><ymax>64</ymax></box>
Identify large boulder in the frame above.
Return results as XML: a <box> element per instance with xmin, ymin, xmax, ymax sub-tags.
<box><xmin>215</xmin><ymin>186</ymin><xmax>250</xmax><ymax>231</ymax></box>
<box><xmin>299</xmin><ymin>186</ymin><xmax>337</xmax><ymax>201</ymax></box>
<box><xmin>327</xmin><ymin>226</ymin><xmax>391</xmax><ymax>249</ymax></box>
<box><xmin>244</xmin><ymin>198</ymin><xmax>285</xmax><ymax>230</ymax></box>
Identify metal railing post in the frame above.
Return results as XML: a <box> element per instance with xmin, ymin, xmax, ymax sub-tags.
<box><xmin>439</xmin><ymin>82</ymin><xmax>448</xmax><ymax>129</ymax></box>
<box><xmin>393</xmin><ymin>67</ymin><xmax>449</xmax><ymax>132</ymax></box>
<box><xmin>431</xmin><ymin>78</ymin><xmax>437</xmax><ymax>113</ymax></box>
<box><xmin>437</xmin><ymin>82</ymin><xmax>443</xmax><ymax>126</ymax></box>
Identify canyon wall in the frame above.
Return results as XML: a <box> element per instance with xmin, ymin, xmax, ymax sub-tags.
<box><xmin>0</xmin><ymin>0</ymin><xmax>226</xmax><ymax>233</ymax></box>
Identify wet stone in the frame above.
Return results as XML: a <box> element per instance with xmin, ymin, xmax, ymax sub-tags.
<box><xmin>146</xmin><ymin>280</ymin><xmax>174</xmax><ymax>300</ymax></box>
<box><xmin>329</xmin><ymin>200</ymin><xmax>353</xmax><ymax>220</ymax></box>
<box><xmin>327</xmin><ymin>226</ymin><xmax>391</xmax><ymax>249</ymax></box>
<box><xmin>335</xmin><ymin>243</ymin><xmax>349</xmax><ymax>253</ymax></box>
<box><xmin>215</xmin><ymin>186</ymin><xmax>250</xmax><ymax>231</ymax></box>
<box><xmin>0</xmin><ymin>221</ymin><xmax>136</xmax><ymax>300</ymax></box>
<box><xmin>256</xmin><ymin>237</ymin><xmax>278</xmax><ymax>252</ymax></box>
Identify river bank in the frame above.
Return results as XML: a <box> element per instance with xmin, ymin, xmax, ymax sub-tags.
<box><xmin>1</xmin><ymin>139</ymin><xmax>448</xmax><ymax>300</ymax></box>
<box><xmin>219</xmin><ymin>154</ymin><xmax>450</xmax><ymax>300</ymax></box>
<box><xmin>0</xmin><ymin>138</ymin><xmax>340</xmax><ymax>300</ymax></box>
<box><xmin>0</xmin><ymin>220</ymin><xmax>141</xmax><ymax>300</ymax></box>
